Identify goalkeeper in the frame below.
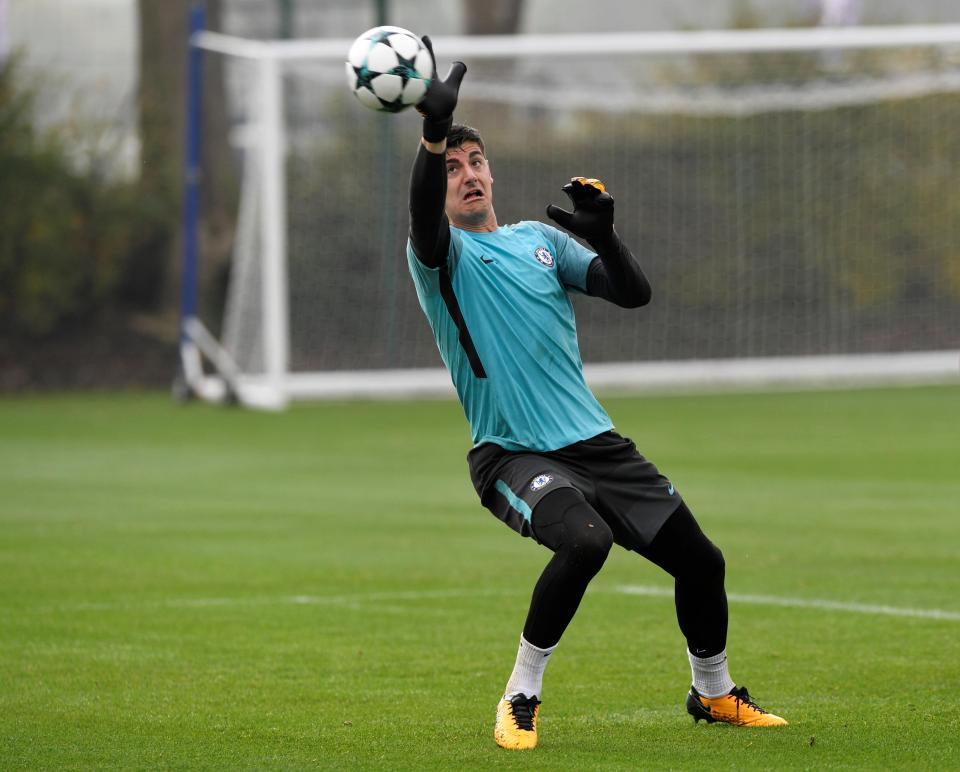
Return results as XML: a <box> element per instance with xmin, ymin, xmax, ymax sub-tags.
<box><xmin>405</xmin><ymin>39</ymin><xmax>789</xmax><ymax>750</ymax></box>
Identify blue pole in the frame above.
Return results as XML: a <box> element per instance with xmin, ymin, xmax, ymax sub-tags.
<box><xmin>375</xmin><ymin>0</ymin><xmax>399</xmax><ymax>365</ymax></box>
<box><xmin>181</xmin><ymin>2</ymin><xmax>205</xmax><ymax>340</ymax></box>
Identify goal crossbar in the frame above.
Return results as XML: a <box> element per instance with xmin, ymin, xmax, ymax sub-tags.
<box><xmin>194</xmin><ymin>24</ymin><xmax>960</xmax><ymax>62</ymax></box>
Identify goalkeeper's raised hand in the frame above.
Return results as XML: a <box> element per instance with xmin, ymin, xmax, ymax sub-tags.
<box><xmin>416</xmin><ymin>35</ymin><xmax>467</xmax><ymax>143</ymax></box>
<box><xmin>546</xmin><ymin>177</ymin><xmax>615</xmax><ymax>247</ymax></box>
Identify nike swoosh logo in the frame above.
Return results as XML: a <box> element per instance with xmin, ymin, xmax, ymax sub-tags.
<box><xmin>480</xmin><ymin>256</ymin><xmax>495</xmax><ymax>264</ymax></box>
<box><xmin>667</xmin><ymin>483</ymin><xmax>675</xmax><ymax>495</ymax></box>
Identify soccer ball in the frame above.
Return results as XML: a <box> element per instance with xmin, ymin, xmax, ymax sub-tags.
<box><xmin>345</xmin><ymin>26</ymin><xmax>433</xmax><ymax>113</ymax></box>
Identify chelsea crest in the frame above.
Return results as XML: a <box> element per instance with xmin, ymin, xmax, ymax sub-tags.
<box><xmin>534</xmin><ymin>246</ymin><xmax>555</xmax><ymax>267</ymax></box>
<box><xmin>530</xmin><ymin>473</ymin><xmax>554</xmax><ymax>491</ymax></box>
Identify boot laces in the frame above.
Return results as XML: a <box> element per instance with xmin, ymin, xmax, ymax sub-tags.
<box><xmin>730</xmin><ymin>685</ymin><xmax>768</xmax><ymax>714</ymax></box>
<box><xmin>509</xmin><ymin>695</ymin><xmax>540</xmax><ymax>731</ymax></box>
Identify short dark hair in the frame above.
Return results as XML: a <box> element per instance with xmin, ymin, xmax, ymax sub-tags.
<box><xmin>447</xmin><ymin>124</ymin><xmax>485</xmax><ymax>155</ymax></box>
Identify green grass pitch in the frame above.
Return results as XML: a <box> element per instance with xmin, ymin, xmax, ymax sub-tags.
<box><xmin>2</xmin><ymin>385</ymin><xmax>958</xmax><ymax>769</ymax></box>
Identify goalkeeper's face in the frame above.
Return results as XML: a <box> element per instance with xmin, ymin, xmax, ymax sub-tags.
<box><xmin>445</xmin><ymin>142</ymin><xmax>496</xmax><ymax>231</ymax></box>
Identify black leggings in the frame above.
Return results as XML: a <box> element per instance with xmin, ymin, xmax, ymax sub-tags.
<box><xmin>523</xmin><ymin>487</ymin><xmax>728</xmax><ymax>656</ymax></box>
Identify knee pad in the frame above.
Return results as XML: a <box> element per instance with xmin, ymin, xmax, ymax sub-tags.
<box><xmin>534</xmin><ymin>487</ymin><xmax>613</xmax><ymax>571</ymax></box>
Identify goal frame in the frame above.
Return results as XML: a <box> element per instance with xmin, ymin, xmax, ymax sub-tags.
<box><xmin>179</xmin><ymin>23</ymin><xmax>960</xmax><ymax>408</ymax></box>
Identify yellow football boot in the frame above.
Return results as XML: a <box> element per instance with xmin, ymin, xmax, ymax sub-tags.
<box><xmin>494</xmin><ymin>693</ymin><xmax>540</xmax><ymax>749</ymax></box>
<box><xmin>686</xmin><ymin>685</ymin><xmax>788</xmax><ymax>727</ymax></box>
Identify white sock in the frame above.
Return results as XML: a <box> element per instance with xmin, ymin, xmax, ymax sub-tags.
<box><xmin>504</xmin><ymin>635</ymin><xmax>556</xmax><ymax>700</ymax></box>
<box><xmin>688</xmin><ymin>648</ymin><xmax>735</xmax><ymax>698</ymax></box>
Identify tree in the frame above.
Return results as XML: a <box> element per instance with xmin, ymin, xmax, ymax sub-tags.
<box><xmin>462</xmin><ymin>0</ymin><xmax>525</xmax><ymax>35</ymax></box>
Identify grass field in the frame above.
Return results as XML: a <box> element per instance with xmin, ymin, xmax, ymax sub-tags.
<box><xmin>2</xmin><ymin>385</ymin><xmax>958</xmax><ymax>769</ymax></box>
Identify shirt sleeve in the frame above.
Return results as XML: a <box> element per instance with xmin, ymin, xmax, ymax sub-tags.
<box><xmin>531</xmin><ymin>222</ymin><xmax>596</xmax><ymax>293</ymax></box>
<box><xmin>406</xmin><ymin>229</ymin><xmax>462</xmax><ymax>298</ymax></box>
<box><xmin>406</xmin><ymin>238</ymin><xmax>440</xmax><ymax>296</ymax></box>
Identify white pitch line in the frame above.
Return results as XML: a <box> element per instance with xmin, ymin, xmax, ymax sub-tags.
<box><xmin>615</xmin><ymin>584</ymin><xmax>960</xmax><ymax>621</ymax></box>
<box><xmin>47</xmin><ymin>585</ymin><xmax>960</xmax><ymax>621</ymax></box>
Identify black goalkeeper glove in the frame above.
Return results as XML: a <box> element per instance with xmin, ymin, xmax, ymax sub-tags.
<box><xmin>546</xmin><ymin>177</ymin><xmax>616</xmax><ymax>246</ymax></box>
<box><xmin>416</xmin><ymin>35</ymin><xmax>467</xmax><ymax>143</ymax></box>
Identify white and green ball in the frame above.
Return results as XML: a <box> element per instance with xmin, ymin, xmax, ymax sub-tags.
<box><xmin>345</xmin><ymin>26</ymin><xmax>432</xmax><ymax>113</ymax></box>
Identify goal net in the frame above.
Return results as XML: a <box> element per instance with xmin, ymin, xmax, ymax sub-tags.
<box><xmin>182</xmin><ymin>26</ymin><xmax>960</xmax><ymax>408</ymax></box>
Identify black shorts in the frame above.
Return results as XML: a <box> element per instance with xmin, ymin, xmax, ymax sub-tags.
<box><xmin>467</xmin><ymin>430</ymin><xmax>682</xmax><ymax>551</ymax></box>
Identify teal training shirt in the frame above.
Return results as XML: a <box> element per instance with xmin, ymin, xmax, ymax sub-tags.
<box><xmin>406</xmin><ymin>220</ymin><xmax>613</xmax><ymax>452</ymax></box>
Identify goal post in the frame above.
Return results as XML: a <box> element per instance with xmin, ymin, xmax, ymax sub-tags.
<box><xmin>180</xmin><ymin>25</ymin><xmax>960</xmax><ymax>407</ymax></box>
<box><xmin>180</xmin><ymin>29</ymin><xmax>291</xmax><ymax>408</ymax></box>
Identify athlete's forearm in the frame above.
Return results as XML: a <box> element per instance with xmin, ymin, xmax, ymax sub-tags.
<box><xmin>408</xmin><ymin>142</ymin><xmax>450</xmax><ymax>269</ymax></box>
<box><xmin>585</xmin><ymin>232</ymin><xmax>652</xmax><ymax>308</ymax></box>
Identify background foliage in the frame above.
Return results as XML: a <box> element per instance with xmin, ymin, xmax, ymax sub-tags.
<box><xmin>0</xmin><ymin>59</ymin><xmax>172</xmax><ymax>339</ymax></box>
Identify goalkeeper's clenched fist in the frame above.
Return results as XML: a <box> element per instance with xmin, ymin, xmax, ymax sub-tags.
<box><xmin>416</xmin><ymin>35</ymin><xmax>467</xmax><ymax>142</ymax></box>
<box><xmin>546</xmin><ymin>177</ymin><xmax>616</xmax><ymax>246</ymax></box>
<box><xmin>548</xmin><ymin>176</ymin><xmax>650</xmax><ymax>308</ymax></box>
